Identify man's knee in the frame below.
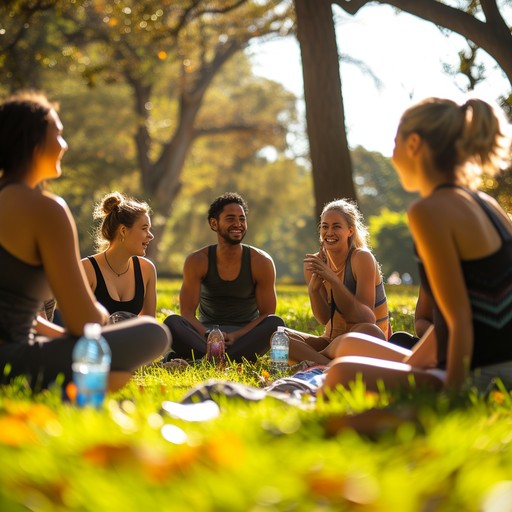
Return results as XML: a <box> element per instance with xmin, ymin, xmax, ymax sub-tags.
<box><xmin>163</xmin><ymin>313</ymin><xmax>181</xmax><ymax>330</ymax></box>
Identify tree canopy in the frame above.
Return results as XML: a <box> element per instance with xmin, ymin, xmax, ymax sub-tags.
<box><xmin>1</xmin><ymin>0</ymin><xmax>510</xmax><ymax>282</ymax></box>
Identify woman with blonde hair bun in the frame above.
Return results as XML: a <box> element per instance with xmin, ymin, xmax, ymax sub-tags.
<box><xmin>321</xmin><ymin>97</ymin><xmax>512</xmax><ymax>395</ymax></box>
<box><xmin>82</xmin><ymin>191</ymin><xmax>157</xmax><ymax>320</ymax></box>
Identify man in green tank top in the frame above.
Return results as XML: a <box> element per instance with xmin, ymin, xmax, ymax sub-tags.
<box><xmin>163</xmin><ymin>192</ymin><xmax>285</xmax><ymax>362</ymax></box>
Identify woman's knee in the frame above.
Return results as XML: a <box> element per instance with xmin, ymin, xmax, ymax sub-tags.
<box><xmin>122</xmin><ymin>316</ymin><xmax>171</xmax><ymax>357</ymax></box>
<box><xmin>145</xmin><ymin>318</ymin><xmax>172</xmax><ymax>356</ymax></box>
<box><xmin>350</xmin><ymin>323</ymin><xmax>386</xmax><ymax>340</ymax></box>
<box><xmin>321</xmin><ymin>360</ymin><xmax>358</xmax><ymax>392</ymax></box>
<box><xmin>327</xmin><ymin>334</ymin><xmax>362</xmax><ymax>358</ymax></box>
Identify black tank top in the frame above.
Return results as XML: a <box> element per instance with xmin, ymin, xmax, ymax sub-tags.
<box><xmin>418</xmin><ymin>186</ymin><xmax>512</xmax><ymax>369</ymax></box>
<box><xmin>198</xmin><ymin>244</ymin><xmax>258</xmax><ymax>325</ymax></box>
<box><xmin>87</xmin><ymin>256</ymin><xmax>144</xmax><ymax>315</ymax></box>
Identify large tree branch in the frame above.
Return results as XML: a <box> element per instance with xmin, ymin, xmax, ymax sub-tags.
<box><xmin>193</xmin><ymin>121</ymin><xmax>280</xmax><ymax>139</ymax></box>
<box><xmin>192</xmin><ymin>0</ymin><xmax>249</xmax><ymax>17</ymax></box>
<box><xmin>333</xmin><ymin>0</ymin><xmax>512</xmax><ymax>87</ymax></box>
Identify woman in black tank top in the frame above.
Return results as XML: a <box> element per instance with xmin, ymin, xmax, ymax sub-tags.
<box><xmin>321</xmin><ymin>97</ymin><xmax>512</xmax><ymax>396</ymax></box>
<box><xmin>81</xmin><ymin>192</ymin><xmax>157</xmax><ymax>319</ymax></box>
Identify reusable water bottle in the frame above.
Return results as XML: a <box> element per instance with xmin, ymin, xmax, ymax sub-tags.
<box><xmin>270</xmin><ymin>326</ymin><xmax>289</xmax><ymax>373</ymax></box>
<box><xmin>206</xmin><ymin>325</ymin><xmax>225</xmax><ymax>365</ymax></box>
<box><xmin>72</xmin><ymin>323</ymin><xmax>111</xmax><ymax>408</ymax></box>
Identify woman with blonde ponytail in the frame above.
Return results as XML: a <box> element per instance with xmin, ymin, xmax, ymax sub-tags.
<box><xmin>321</xmin><ymin>97</ymin><xmax>512</xmax><ymax>394</ymax></box>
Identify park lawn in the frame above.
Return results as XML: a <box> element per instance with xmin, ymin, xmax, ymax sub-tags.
<box><xmin>0</xmin><ymin>281</ymin><xmax>511</xmax><ymax>511</ymax></box>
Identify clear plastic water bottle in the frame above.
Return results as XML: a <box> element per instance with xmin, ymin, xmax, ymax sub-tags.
<box><xmin>206</xmin><ymin>325</ymin><xmax>225</xmax><ymax>365</ymax></box>
<box><xmin>72</xmin><ymin>323</ymin><xmax>112</xmax><ymax>408</ymax></box>
<box><xmin>270</xmin><ymin>326</ymin><xmax>289</xmax><ymax>374</ymax></box>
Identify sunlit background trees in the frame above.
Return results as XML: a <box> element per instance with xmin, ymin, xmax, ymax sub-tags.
<box><xmin>1</xmin><ymin>0</ymin><xmax>510</xmax><ymax>283</ymax></box>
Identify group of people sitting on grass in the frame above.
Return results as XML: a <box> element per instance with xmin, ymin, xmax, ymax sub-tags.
<box><xmin>0</xmin><ymin>90</ymin><xmax>511</xmax><ymax>400</ymax></box>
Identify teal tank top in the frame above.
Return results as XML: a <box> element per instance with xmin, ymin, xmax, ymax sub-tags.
<box><xmin>198</xmin><ymin>245</ymin><xmax>258</xmax><ymax>326</ymax></box>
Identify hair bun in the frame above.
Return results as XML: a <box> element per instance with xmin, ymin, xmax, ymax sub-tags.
<box><xmin>102</xmin><ymin>192</ymin><xmax>124</xmax><ymax>215</ymax></box>
<box><xmin>92</xmin><ymin>191</ymin><xmax>123</xmax><ymax>220</ymax></box>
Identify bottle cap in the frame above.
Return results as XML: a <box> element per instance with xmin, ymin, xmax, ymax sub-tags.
<box><xmin>84</xmin><ymin>322</ymin><xmax>102</xmax><ymax>339</ymax></box>
<box><xmin>277</xmin><ymin>326</ymin><xmax>285</xmax><ymax>333</ymax></box>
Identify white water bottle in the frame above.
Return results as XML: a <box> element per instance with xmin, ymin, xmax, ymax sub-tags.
<box><xmin>72</xmin><ymin>323</ymin><xmax>111</xmax><ymax>408</ymax></box>
<box><xmin>270</xmin><ymin>326</ymin><xmax>289</xmax><ymax>373</ymax></box>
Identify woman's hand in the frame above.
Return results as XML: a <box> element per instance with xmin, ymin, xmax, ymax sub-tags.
<box><xmin>307</xmin><ymin>270</ymin><xmax>324</xmax><ymax>292</ymax></box>
<box><xmin>304</xmin><ymin>253</ymin><xmax>337</xmax><ymax>285</ymax></box>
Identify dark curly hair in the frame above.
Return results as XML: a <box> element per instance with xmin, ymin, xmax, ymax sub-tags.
<box><xmin>207</xmin><ymin>192</ymin><xmax>248</xmax><ymax>222</ymax></box>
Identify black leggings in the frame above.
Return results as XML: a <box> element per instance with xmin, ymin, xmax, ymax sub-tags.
<box><xmin>0</xmin><ymin>316</ymin><xmax>171</xmax><ymax>391</ymax></box>
<box><xmin>164</xmin><ymin>314</ymin><xmax>284</xmax><ymax>362</ymax></box>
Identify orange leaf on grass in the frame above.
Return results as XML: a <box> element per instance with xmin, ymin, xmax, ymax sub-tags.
<box><xmin>0</xmin><ymin>416</ymin><xmax>38</xmax><ymax>446</ymax></box>
<box><xmin>306</xmin><ymin>470</ymin><xmax>379</xmax><ymax>505</ymax></box>
<box><xmin>137</xmin><ymin>444</ymin><xmax>203</xmax><ymax>483</ymax></box>
<box><xmin>65</xmin><ymin>382</ymin><xmax>77</xmax><ymax>404</ymax></box>
<box><xmin>3</xmin><ymin>400</ymin><xmax>57</xmax><ymax>428</ymax></box>
<box><xmin>204</xmin><ymin>433</ymin><xmax>245</xmax><ymax>469</ymax></box>
<box><xmin>82</xmin><ymin>443</ymin><xmax>135</xmax><ymax>467</ymax></box>
<box><xmin>489</xmin><ymin>390</ymin><xmax>507</xmax><ymax>405</ymax></box>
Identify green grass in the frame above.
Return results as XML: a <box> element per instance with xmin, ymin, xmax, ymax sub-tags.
<box><xmin>0</xmin><ymin>282</ymin><xmax>511</xmax><ymax>511</ymax></box>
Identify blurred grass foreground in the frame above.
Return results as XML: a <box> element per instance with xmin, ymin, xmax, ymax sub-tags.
<box><xmin>1</xmin><ymin>281</ymin><xmax>512</xmax><ymax>511</ymax></box>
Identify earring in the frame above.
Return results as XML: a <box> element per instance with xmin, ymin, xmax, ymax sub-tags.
<box><xmin>121</xmin><ymin>236</ymin><xmax>125</xmax><ymax>243</ymax></box>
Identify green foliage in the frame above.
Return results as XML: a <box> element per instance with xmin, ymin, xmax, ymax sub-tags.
<box><xmin>369</xmin><ymin>208</ymin><xmax>419</xmax><ymax>284</ymax></box>
<box><xmin>0</xmin><ymin>282</ymin><xmax>511</xmax><ymax>511</ymax></box>
<box><xmin>352</xmin><ymin>146</ymin><xmax>415</xmax><ymax>219</ymax></box>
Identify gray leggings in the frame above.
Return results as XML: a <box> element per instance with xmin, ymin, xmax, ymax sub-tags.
<box><xmin>164</xmin><ymin>314</ymin><xmax>284</xmax><ymax>362</ymax></box>
<box><xmin>0</xmin><ymin>316</ymin><xmax>171</xmax><ymax>391</ymax></box>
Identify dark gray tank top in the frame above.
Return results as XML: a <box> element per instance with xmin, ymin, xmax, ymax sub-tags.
<box><xmin>198</xmin><ymin>244</ymin><xmax>258</xmax><ymax>325</ymax></box>
<box><xmin>0</xmin><ymin>181</ymin><xmax>52</xmax><ymax>343</ymax></box>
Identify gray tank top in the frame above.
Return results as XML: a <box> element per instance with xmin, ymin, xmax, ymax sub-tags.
<box><xmin>198</xmin><ymin>244</ymin><xmax>258</xmax><ymax>326</ymax></box>
<box><xmin>0</xmin><ymin>181</ymin><xmax>52</xmax><ymax>343</ymax></box>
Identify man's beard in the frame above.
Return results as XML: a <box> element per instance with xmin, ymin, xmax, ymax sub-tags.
<box><xmin>218</xmin><ymin>228</ymin><xmax>245</xmax><ymax>245</ymax></box>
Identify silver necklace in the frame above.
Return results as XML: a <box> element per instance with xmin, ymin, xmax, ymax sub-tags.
<box><xmin>104</xmin><ymin>251</ymin><xmax>130</xmax><ymax>277</ymax></box>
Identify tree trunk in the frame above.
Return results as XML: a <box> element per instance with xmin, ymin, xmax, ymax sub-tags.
<box><xmin>295</xmin><ymin>0</ymin><xmax>356</xmax><ymax>220</ymax></box>
<box><xmin>130</xmin><ymin>40</ymin><xmax>242</xmax><ymax>264</ymax></box>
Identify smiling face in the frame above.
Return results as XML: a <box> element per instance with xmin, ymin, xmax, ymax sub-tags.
<box><xmin>210</xmin><ymin>203</ymin><xmax>247</xmax><ymax>245</ymax></box>
<box><xmin>319</xmin><ymin>210</ymin><xmax>354</xmax><ymax>253</ymax></box>
<box><xmin>123</xmin><ymin>213</ymin><xmax>153</xmax><ymax>256</ymax></box>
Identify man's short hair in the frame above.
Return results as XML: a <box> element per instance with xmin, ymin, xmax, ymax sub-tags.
<box><xmin>207</xmin><ymin>192</ymin><xmax>249</xmax><ymax>221</ymax></box>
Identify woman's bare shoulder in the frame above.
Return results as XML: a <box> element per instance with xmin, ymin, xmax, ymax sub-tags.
<box><xmin>350</xmin><ymin>247</ymin><xmax>375</xmax><ymax>262</ymax></box>
<box><xmin>138</xmin><ymin>256</ymin><xmax>157</xmax><ymax>271</ymax></box>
